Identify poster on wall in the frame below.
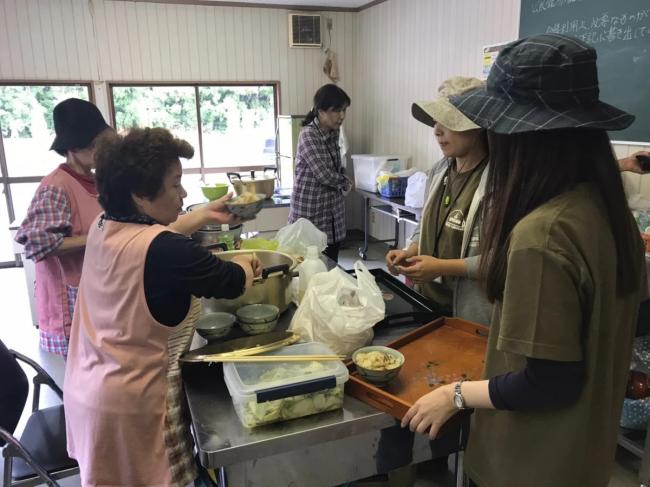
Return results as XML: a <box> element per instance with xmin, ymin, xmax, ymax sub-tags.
<box><xmin>481</xmin><ymin>42</ymin><xmax>511</xmax><ymax>80</ymax></box>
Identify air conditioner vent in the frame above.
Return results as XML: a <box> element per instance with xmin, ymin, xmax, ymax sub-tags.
<box><xmin>289</xmin><ymin>14</ymin><xmax>321</xmax><ymax>48</ymax></box>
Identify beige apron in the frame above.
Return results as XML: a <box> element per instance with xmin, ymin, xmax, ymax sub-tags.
<box><xmin>65</xmin><ymin>219</ymin><xmax>200</xmax><ymax>487</ymax></box>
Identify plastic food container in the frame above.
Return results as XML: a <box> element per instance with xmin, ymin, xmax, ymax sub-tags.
<box><xmin>352</xmin><ymin>155</ymin><xmax>407</xmax><ymax>192</ymax></box>
<box><xmin>223</xmin><ymin>342</ymin><xmax>349</xmax><ymax>428</ymax></box>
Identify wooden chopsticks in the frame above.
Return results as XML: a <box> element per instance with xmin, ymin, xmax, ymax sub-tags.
<box><xmin>206</xmin><ymin>354</ymin><xmax>346</xmax><ymax>363</ymax></box>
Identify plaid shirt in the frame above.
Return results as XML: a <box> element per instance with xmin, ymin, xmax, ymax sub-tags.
<box><xmin>289</xmin><ymin>120</ymin><xmax>351</xmax><ymax>244</ymax></box>
<box><xmin>15</xmin><ymin>185</ymin><xmax>70</xmax><ymax>261</ymax></box>
<box><xmin>15</xmin><ymin>185</ymin><xmax>75</xmax><ymax>355</ymax></box>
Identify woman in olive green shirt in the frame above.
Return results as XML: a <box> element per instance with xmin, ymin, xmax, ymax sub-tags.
<box><xmin>386</xmin><ymin>76</ymin><xmax>492</xmax><ymax>325</ymax></box>
<box><xmin>402</xmin><ymin>34</ymin><xmax>647</xmax><ymax>487</ymax></box>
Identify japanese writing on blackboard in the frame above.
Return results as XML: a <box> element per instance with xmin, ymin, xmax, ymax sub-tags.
<box><xmin>531</xmin><ymin>0</ymin><xmax>584</xmax><ymax>14</ymax></box>
<box><xmin>545</xmin><ymin>9</ymin><xmax>650</xmax><ymax>44</ymax></box>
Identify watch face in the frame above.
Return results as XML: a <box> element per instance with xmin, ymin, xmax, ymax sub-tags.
<box><xmin>454</xmin><ymin>394</ymin><xmax>464</xmax><ymax>409</ymax></box>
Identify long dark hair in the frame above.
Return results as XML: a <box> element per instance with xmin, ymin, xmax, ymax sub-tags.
<box><xmin>302</xmin><ymin>84</ymin><xmax>351</xmax><ymax>126</ymax></box>
<box><xmin>480</xmin><ymin>128</ymin><xmax>641</xmax><ymax>301</ymax></box>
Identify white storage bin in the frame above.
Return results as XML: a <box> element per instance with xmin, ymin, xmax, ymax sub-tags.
<box><xmin>352</xmin><ymin>154</ymin><xmax>408</xmax><ymax>192</ymax></box>
<box><xmin>223</xmin><ymin>342</ymin><xmax>349</xmax><ymax>428</ymax></box>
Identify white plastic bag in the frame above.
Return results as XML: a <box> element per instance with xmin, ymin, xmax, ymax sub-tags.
<box><xmin>288</xmin><ymin>261</ymin><xmax>386</xmax><ymax>356</ymax></box>
<box><xmin>276</xmin><ymin>218</ymin><xmax>327</xmax><ymax>258</ymax></box>
<box><xmin>404</xmin><ymin>171</ymin><xmax>428</xmax><ymax>208</ymax></box>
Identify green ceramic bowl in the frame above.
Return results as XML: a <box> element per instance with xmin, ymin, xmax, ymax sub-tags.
<box><xmin>201</xmin><ymin>183</ymin><xmax>229</xmax><ymax>201</ymax></box>
<box><xmin>195</xmin><ymin>312</ymin><xmax>236</xmax><ymax>340</ymax></box>
<box><xmin>239</xmin><ymin>318</ymin><xmax>278</xmax><ymax>335</ymax></box>
<box><xmin>352</xmin><ymin>346</ymin><xmax>405</xmax><ymax>387</ymax></box>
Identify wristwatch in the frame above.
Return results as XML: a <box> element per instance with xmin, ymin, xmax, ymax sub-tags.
<box><xmin>453</xmin><ymin>379</ymin><xmax>467</xmax><ymax>410</ymax></box>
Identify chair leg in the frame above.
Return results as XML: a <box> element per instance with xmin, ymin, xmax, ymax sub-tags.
<box><xmin>0</xmin><ymin>429</ymin><xmax>61</xmax><ymax>487</ymax></box>
<box><xmin>3</xmin><ymin>455</ymin><xmax>12</xmax><ymax>487</ymax></box>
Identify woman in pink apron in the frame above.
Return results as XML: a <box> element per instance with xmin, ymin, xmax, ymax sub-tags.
<box><xmin>15</xmin><ymin>99</ymin><xmax>110</xmax><ymax>356</ymax></box>
<box><xmin>64</xmin><ymin>127</ymin><xmax>261</xmax><ymax>487</ymax></box>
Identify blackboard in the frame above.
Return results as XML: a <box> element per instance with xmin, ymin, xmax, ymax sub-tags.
<box><xmin>520</xmin><ymin>0</ymin><xmax>650</xmax><ymax>144</ymax></box>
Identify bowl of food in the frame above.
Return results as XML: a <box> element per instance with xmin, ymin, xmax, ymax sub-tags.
<box><xmin>201</xmin><ymin>183</ymin><xmax>229</xmax><ymax>201</ymax></box>
<box><xmin>352</xmin><ymin>346</ymin><xmax>405</xmax><ymax>387</ymax></box>
<box><xmin>195</xmin><ymin>312</ymin><xmax>236</xmax><ymax>340</ymax></box>
<box><xmin>225</xmin><ymin>193</ymin><xmax>265</xmax><ymax>220</ymax></box>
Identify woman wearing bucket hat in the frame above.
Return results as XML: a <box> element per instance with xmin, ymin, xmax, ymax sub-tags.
<box><xmin>15</xmin><ymin>98</ymin><xmax>111</xmax><ymax>357</ymax></box>
<box><xmin>289</xmin><ymin>84</ymin><xmax>352</xmax><ymax>262</ymax></box>
<box><xmin>385</xmin><ymin>76</ymin><xmax>492</xmax><ymax>326</ymax></box>
<box><xmin>402</xmin><ymin>34</ymin><xmax>647</xmax><ymax>487</ymax></box>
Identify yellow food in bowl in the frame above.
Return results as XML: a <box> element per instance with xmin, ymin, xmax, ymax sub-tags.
<box><xmin>232</xmin><ymin>193</ymin><xmax>262</xmax><ymax>204</ymax></box>
<box><xmin>355</xmin><ymin>351</ymin><xmax>401</xmax><ymax>371</ymax></box>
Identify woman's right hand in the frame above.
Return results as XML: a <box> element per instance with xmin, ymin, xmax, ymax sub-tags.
<box><xmin>232</xmin><ymin>254</ymin><xmax>262</xmax><ymax>290</ymax></box>
<box><xmin>386</xmin><ymin>249</ymin><xmax>409</xmax><ymax>276</ymax></box>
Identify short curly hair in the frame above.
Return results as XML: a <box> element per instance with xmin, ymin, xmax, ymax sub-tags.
<box><xmin>95</xmin><ymin>127</ymin><xmax>194</xmax><ymax>217</ymax></box>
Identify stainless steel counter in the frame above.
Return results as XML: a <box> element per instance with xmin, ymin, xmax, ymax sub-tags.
<box><xmin>183</xmin><ymin>260</ymin><xmax>445</xmax><ymax>486</ymax></box>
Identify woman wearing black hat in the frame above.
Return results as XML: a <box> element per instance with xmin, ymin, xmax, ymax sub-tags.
<box><xmin>401</xmin><ymin>34</ymin><xmax>647</xmax><ymax>487</ymax></box>
<box><xmin>15</xmin><ymin>98</ymin><xmax>111</xmax><ymax>357</ymax></box>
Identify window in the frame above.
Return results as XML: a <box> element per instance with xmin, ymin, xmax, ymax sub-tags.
<box><xmin>0</xmin><ymin>83</ymin><xmax>92</xmax><ymax>265</ymax></box>
<box><xmin>110</xmin><ymin>83</ymin><xmax>278</xmax><ymax>174</ymax></box>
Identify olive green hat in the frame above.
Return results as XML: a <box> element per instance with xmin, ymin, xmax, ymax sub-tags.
<box><xmin>411</xmin><ymin>76</ymin><xmax>484</xmax><ymax>132</ymax></box>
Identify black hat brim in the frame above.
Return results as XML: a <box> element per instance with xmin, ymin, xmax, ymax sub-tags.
<box><xmin>411</xmin><ymin>103</ymin><xmax>436</xmax><ymax>128</ymax></box>
<box><xmin>449</xmin><ymin>88</ymin><xmax>635</xmax><ymax>134</ymax></box>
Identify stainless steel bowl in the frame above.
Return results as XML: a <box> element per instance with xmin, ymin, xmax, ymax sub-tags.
<box><xmin>227</xmin><ymin>170</ymin><xmax>276</xmax><ymax>199</ymax></box>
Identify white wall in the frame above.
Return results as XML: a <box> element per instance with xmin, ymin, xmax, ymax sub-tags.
<box><xmin>0</xmin><ymin>0</ymin><xmax>357</xmax><ymax>121</ymax></box>
<box><xmin>347</xmin><ymin>0</ymin><xmax>521</xmax><ymax>237</ymax></box>
<box><xmin>1</xmin><ymin>0</ymin><xmax>648</xmax><ymax>239</ymax></box>
<box><xmin>346</xmin><ymin>0</ymin><xmax>650</xmax><ymax>238</ymax></box>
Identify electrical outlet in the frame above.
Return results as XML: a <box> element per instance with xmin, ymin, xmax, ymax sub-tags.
<box><xmin>371</xmin><ymin>213</ymin><xmax>376</xmax><ymax>224</ymax></box>
<box><xmin>326</xmin><ymin>18</ymin><xmax>333</xmax><ymax>30</ymax></box>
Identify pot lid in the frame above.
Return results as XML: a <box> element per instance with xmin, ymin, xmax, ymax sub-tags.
<box><xmin>180</xmin><ymin>331</ymin><xmax>300</xmax><ymax>362</ymax></box>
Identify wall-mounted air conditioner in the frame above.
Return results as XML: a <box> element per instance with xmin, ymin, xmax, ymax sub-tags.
<box><xmin>289</xmin><ymin>13</ymin><xmax>321</xmax><ymax>48</ymax></box>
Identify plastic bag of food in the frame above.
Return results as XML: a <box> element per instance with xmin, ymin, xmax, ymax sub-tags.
<box><xmin>276</xmin><ymin>218</ymin><xmax>327</xmax><ymax>258</ymax></box>
<box><xmin>288</xmin><ymin>261</ymin><xmax>385</xmax><ymax>356</ymax></box>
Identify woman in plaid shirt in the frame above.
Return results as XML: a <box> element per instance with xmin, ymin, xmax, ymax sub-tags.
<box><xmin>15</xmin><ymin>99</ymin><xmax>110</xmax><ymax>357</ymax></box>
<box><xmin>289</xmin><ymin>84</ymin><xmax>352</xmax><ymax>262</ymax></box>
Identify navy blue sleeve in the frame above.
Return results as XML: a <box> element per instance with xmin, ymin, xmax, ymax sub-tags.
<box><xmin>144</xmin><ymin>231</ymin><xmax>246</xmax><ymax>326</ymax></box>
<box><xmin>488</xmin><ymin>358</ymin><xmax>585</xmax><ymax>410</ymax></box>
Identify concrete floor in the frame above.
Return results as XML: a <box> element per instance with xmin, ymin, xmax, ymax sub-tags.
<box><xmin>0</xmin><ymin>236</ymin><xmax>644</xmax><ymax>486</ymax></box>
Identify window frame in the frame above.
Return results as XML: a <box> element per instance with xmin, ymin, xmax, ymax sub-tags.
<box><xmin>0</xmin><ymin>81</ymin><xmax>94</xmax><ymax>268</ymax></box>
<box><xmin>107</xmin><ymin>81</ymin><xmax>281</xmax><ymax>175</ymax></box>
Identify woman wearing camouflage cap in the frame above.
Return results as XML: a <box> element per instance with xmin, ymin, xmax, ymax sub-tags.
<box><xmin>386</xmin><ymin>76</ymin><xmax>492</xmax><ymax>326</ymax></box>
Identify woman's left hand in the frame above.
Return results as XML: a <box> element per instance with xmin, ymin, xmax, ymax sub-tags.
<box><xmin>396</xmin><ymin>255</ymin><xmax>443</xmax><ymax>283</ymax></box>
<box><xmin>202</xmin><ymin>193</ymin><xmax>240</xmax><ymax>226</ymax></box>
<box><xmin>401</xmin><ymin>384</ymin><xmax>457</xmax><ymax>440</ymax></box>
<box><xmin>619</xmin><ymin>150</ymin><xmax>650</xmax><ymax>174</ymax></box>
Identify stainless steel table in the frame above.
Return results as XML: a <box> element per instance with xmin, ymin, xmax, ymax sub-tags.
<box><xmin>355</xmin><ymin>189</ymin><xmax>423</xmax><ymax>260</ymax></box>
<box><xmin>183</xmin><ymin>261</ymin><xmax>450</xmax><ymax>486</ymax></box>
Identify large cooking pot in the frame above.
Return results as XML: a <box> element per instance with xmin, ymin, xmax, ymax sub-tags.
<box><xmin>191</xmin><ymin>224</ymin><xmax>242</xmax><ymax>248</ymax></box>
<box><xmin>227</xmin><ymin>168</ymin><xmax>277</xmax><ymax>199</ymax></box>
<box><xmin>204</xmin><ymin>249</ymin><xmax>297</xmax><ymax>314</ymax></box>
<box><xmin>186</xmin><ymin>202</ymin><xmax>243</xmax><ymax>248</ymax></box>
